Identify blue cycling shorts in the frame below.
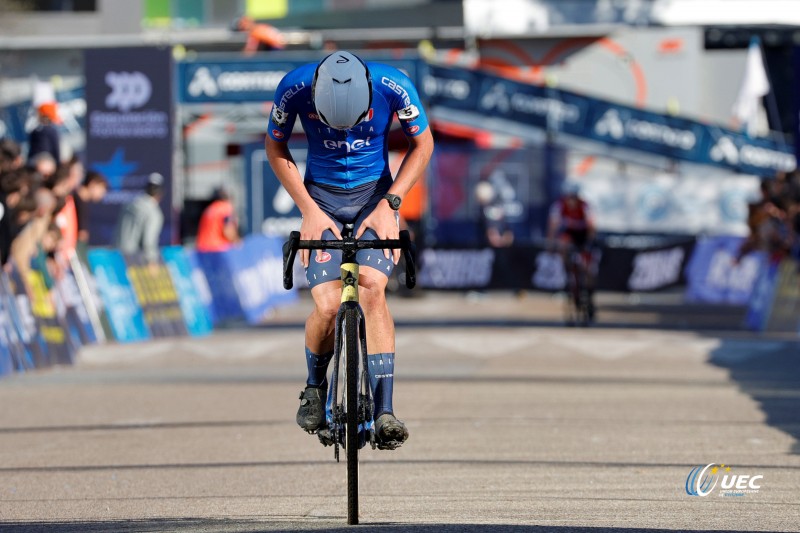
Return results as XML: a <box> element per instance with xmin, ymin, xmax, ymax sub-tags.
<box><xmin>304</xmin><ymin>176</ymin><xmax>397</xmax><ymax>289</ymax></box>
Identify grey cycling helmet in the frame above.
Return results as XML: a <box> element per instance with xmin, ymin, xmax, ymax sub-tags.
<box><xmin>312</xmin><ymin>51</ymin><xmax>372</xmax><ymax>130</ymax></box>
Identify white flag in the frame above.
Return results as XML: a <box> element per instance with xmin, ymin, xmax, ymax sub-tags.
<box><xmin>732</xmin><ymin>36</ymin><xmax>770</xmax><ymax>137</ymax></box>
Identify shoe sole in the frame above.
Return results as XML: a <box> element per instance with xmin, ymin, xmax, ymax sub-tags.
<box><xmin>376</xmin><ymin>420</ymin><xmax>409</xmax><ymax>450</ymax></box>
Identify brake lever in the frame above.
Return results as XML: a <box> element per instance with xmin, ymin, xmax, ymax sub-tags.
<box><xmin>399</xmin><ymin>230</ymin><xmax>416</xmax><ymax>289</ymax></box>
<box><xmin>282</xmin><ymin>231</ymin><xmax>300</xmax><ymax>290</ymax></box>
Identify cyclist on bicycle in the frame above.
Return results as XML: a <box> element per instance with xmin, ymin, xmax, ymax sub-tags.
<box><xmin>547</xmin><ymin>181</ymin><xmax>597</xmax><ymax>317</ymax></box>
<box><xmin>265</xmin><ymin>51</ymin><xmax>433</xmax><ymax>449</ymax></box>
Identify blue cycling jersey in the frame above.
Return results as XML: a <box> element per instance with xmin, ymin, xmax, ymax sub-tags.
<box><xmin>267</xmin><ymin>62</ymin><xmax>429</xmax><ymax>189</ymax></box>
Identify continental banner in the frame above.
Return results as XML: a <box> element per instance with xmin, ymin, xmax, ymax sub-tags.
<box><xmin>427</xmin><ymin>65</ymin><xmax>796</xmax><ymax>177</ymax></box>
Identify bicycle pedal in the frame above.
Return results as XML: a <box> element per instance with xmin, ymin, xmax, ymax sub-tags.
<box><xmin>375</xmin><ymin>439</ymin><xmax>404</xmax><ymax>451</ymax></box>
<box><xmin>317</xmin><ymin>427</ymin><xmax>337</xmax><ymax>447</ymax></box>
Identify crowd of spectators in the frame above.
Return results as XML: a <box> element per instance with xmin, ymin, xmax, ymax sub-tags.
<box><xmin>740</xmin><ymin>170</ymin><xmax>800</xmax><ymax>264</ymax></box>
<box><xmin>0</xmin><ymin>136</ymin><xmax>107</xmax><ymax>291</ymax></box>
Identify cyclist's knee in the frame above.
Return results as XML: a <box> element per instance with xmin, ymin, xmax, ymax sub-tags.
<box><xmin>358</xmin><ymin>269</ymin><xmax>387</xmax><ymax>310</ymax></box>
<box><xmin>311</xmin><ymin>282</ymin><xmax>341</xmax><ymax>321</ymax></box>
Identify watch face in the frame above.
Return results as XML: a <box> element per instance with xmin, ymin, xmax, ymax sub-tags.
<box><xmin>385</xmin><ymin>194</ymin><xmax>401</xmax><ymax>209</ymax></box>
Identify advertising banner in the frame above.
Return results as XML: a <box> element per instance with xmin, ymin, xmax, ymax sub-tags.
<box><xmin>24</xmin><ymin>269</ymin><xmax>73</xmax><ymax>365</ymax></box>
<box><xmin>0</xmin><ymin>272</ymin><xmax>32</xmax><ymax>372</ymax></box>
<box><xmin>684</xmin><ymin>236</ymin><xmax>766</xmax><ymax>305</ymax></box>
<box><xmin>418</xmin><ymin>237</ymin><xmax>695</xmax><ymax>292</ymax></box>
<box><xmin>84</xmin><ymin>47</ymin><xmax>174</xmax><ymax>246</ymax></box>
<box><xmin>87</xmin><ymin>249</ymin><xmax>150</xmax><ymax>343</ymax></box>
<box><xmin>124</xmin><ymin>254</ymin><xmax>188</xmax><ymax>338</ymax></box>
<box><xmin>55</xmin><ymin>263</ymin><xmax>98</xmax><ymax>348</ymax></box>
<box><xmin>195</xmin><ymin>235</ymin><xmax>296</xmax><ymax>325</ymax></box>
<box><xmin>177</xmin><ymin>57</ymin><xmax>423</xmax><ymax>104</ymax></box>
<box><xmin>161</xmin><ymin>246</ymin><xmax>214</xmax><ymax>337</ymax></box>
<box><xmin>427</xmin><ymin>65</ymin><xmax>796</xmax><ymax>177</ymax></box>
<box><xmin>6</xmin><ymin>269</ymin><xmax>49</xmax><ymax>368</ymax></box>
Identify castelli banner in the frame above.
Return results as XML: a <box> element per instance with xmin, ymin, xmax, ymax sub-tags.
<box><xmin>84</xmin><ymin>47</ymin><xmax>174</xmax><ymax>246</ymax></box>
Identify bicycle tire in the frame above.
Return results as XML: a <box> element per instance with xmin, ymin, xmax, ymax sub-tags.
<box><xmin>344</xmin><ymin>306</ymin><xmax>360</xmax><ymax>525</ymax></box>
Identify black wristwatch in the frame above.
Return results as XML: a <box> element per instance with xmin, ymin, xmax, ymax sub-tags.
<box><xmin>383</xmin><ymin>193</ymin><xmax>402</xmax><ymax>211</ymax></box>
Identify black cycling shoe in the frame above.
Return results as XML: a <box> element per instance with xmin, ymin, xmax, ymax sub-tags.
<box><xmin>374</xmin><ymin>413</ymin><xmax>409</xmax><ymax>450</ymax></box>
<box><xmin>297</xmin><ymin>385</ymin><xmax>326</xmax><ymax>433</ymax></box>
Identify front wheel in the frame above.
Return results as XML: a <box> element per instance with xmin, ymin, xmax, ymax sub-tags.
<box><xmin>343</xmin><ymin>306</ymin><xmax>360</xmax><ymax>525</ymax></box>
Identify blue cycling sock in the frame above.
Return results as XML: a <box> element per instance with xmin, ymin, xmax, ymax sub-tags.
<box><xmin>305</xmin><ymin>347</ymin><xmax>333</xmax><ymax>388</ymax></box>
<box><xmin>367</xmin><ymin>352</ymin><xmax>395</xmax><ymax>418</ymax></box>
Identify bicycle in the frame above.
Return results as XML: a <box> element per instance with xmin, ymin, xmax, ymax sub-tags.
<box><xmin>282</xmin><ymin>225</ymin><xmax>416</xmax><ymax>525</ymax></box>
<box><xmin>560</xmin><ymin>242</ymin><xmax>595</xmax><ymax>327</ymax></box>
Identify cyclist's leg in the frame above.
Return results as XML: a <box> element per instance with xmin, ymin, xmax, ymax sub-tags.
<box><xmin>297</xmin><ymin>237</ymin><xmax>343</xmax><ymax>432</ymax></box>
<box><xmin>355</xmin><ymin>240</ymin><xmax>408</xmax><ymax>447</ymax></box>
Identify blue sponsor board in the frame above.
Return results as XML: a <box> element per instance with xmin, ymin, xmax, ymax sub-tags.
<box><xmin>427</xmin><ymin>65</ymin><xmax>796</xmax><ymax>177</ymax></box>
<box><xmin>87</xmin><ymin>249</ymin><xmax>150</xmax><ymax>343</ymax></box>
<box><xmin>84</xmin><ymin>47</ymin><xmax>174</xmax><ymax>246</ymax></box>
<box><xmin>195</xmin><ymin>235</ymin><xmax>297</xmax><ymax>325</ymax></box>
<box><xmin>177</xmin><ymin>57</ymin><xmax>423</xmax><ymax>104</ymax></box>
<box><xmin>162</xmin><ymin>246</ymin><xmax>214</xmax><ymax>337</ymax></box>
<box><xmin>684</xmin><ymin>236</ymin><xmax>767</xmax><ymax>305</ymax></box>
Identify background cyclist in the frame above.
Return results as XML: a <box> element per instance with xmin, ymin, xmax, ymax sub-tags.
<box><xmin>547</xmin><ymin>181</ymin><xmax>598</xmax><ymax>318</ymax></box>
<box><xmin>265</xmin><ymin>51</ymin><xmax>434</xmax><ymax>449</ymax></box>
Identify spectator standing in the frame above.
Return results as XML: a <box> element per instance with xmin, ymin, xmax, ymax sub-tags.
<box><xmin>28</xmin><ymin>102</ymin><xmax>62</xmax><ymax>164</ymax></box>
<box><xmin>113</xmin><ymin>173</ymin><xmax>164</xmax><ymax>265</ymax></box>
<box><xmin>72</xmin><ymin>171</ymin><xmax>108</xmax><ymax>249</ymax></box>
<box><xmin>195</xmin><ymin>187</ymin><xmax>239</xmax><ymax>252</ymax></box>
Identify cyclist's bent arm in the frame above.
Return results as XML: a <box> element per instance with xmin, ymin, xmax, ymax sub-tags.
<box><xmin>265</xmin><ymin>137</ymin><xmax>342</xmax><ymax>266</ymax></box>
<box><xmin>389</xmin><ymin>126</ymin><xmax>434</xmax><ymax>200</ymax></box>
<box><xmin>265</xmin><ymin>137</ymin><xmax>319</xmax><ymax>216</ymax></box>
<box><xmin>355</xmin><ymin>127</ymin><xmax>432</xmax><ymax>258</ymax></box>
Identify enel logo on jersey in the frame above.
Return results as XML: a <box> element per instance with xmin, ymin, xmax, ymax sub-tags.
<box><xmin>323</xmin><ymin>137</ymin><xmax>372</xmax><ymax>152</ymax></box>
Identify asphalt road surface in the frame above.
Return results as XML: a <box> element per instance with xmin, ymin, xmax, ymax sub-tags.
<box><xmin>1</xmin><ymin>292</ymin><xmax>799</xmax><ymax>532</ymax></box>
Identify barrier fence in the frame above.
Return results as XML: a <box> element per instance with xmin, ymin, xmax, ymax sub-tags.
<box><xmin>2</xmin><ymin>234</ymin><xmax>797</xmax><ymax>377</ymax></box>
<box><xmin>0</xmin><ymin>234</ymin><xmax>293</xmax><ymax>378</ymax></box>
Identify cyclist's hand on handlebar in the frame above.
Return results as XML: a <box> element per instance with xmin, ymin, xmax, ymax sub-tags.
<box><xmin>356</xmin><ymin>201</ymin><xmax>400</xmax><ymax>264</ymax></box>
<box><xmin>300</xmin><ymin>208</ymin><xmax>342</xmax><ymax>267</ymax></box>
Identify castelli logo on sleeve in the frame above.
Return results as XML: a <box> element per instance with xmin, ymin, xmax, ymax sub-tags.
<box><xmin>317</xmin><ymin>252</ymin><xmax>332</xmax><ymax>263</ymax></box>
<box><xmin>272</xmin><ymin>129</ymin><xmax>284</xmax><ymax>139</ymax></box>
<box><xmin>407</xmin><ymin>125</ymin><xmax>420</xmax><ymax>134</ymax></box>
